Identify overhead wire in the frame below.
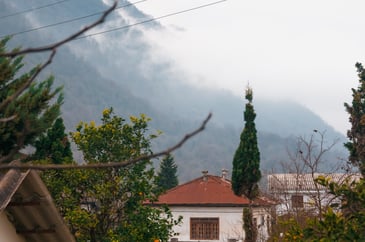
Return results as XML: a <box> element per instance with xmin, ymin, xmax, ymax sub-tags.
<box><xmin>0</xmin><ymin>0</ymin><xmax>71</xmax><ymax>20</ymax></box>
<box><xmin>0</xmin><ymin>0</ymin><xmax>148</xmax><ymax>38</ymax></box>
<box><xmin>76</xmin><ymin>0</ymin><xmax>228</xmax><ymax>40</ymax></box>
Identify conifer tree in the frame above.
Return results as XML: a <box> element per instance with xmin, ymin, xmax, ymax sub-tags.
<box><xmin>231</xmin><ymin>86</ymin><xmax>261</xmax><ymax>199</ymax></box>
<box><xmin>44</xmin><ymin>109</ymin><xmax>180</xmax><ymax>242</ymax></box>
<box><xmin>156</xmin><ymin>154</ymin><xmax>179</xmax><ymax>191</ymax></box>
<box><xmin>243</xmin><ymin>207</ymin><xmax>257</xmax><ymax>242</ymax></box>
<box><xmin>0</xmin><ymin>38</ymin><xmax>62</xmax><ymax>163</ymax></box>
<box><xmin>33</xmin><ymin>117</ymin><xmax>73</xmax><ymax>164</ymax></box>
<box><xmin>345</xmin><ymin>62</ymin><xmax>365</xmax><ymax>176</ymax></box>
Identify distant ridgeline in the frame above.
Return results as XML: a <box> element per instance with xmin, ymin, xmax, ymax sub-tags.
<box><xmin>0</xmin><ymin>0</ymin><xmax>347</xmax><ymax>182</ymax></box>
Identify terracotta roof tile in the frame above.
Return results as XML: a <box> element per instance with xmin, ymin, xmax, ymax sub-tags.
<box><xmin>154</xmin><ymin>175</ymin><xmax>252</xmax><ymax>206</ymax></box>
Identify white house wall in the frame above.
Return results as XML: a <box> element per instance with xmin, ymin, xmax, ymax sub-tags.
<box><xmin>273</xmin><ymin>190</ymin><xmax>338</xmax><ymax>215</ymax></box>
<box><xmin>169</xmin><ymin>206</ymin><xmax>270</xmax><ymax>242</ymax></box>
<box><xmin>170</xmin><ymin>206</ymin><xmax>243</xmax><ymax>242</ymax></box>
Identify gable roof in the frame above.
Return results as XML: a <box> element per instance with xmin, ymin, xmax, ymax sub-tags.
<box><xmin>0</xmin><ymin>168</ymin><xmax>75</xmax><ymax>242</ymax></box>
<box><xmin>268</xmin><ymin>173</ymin><xmax>362</xmax><ymax>192</ymax></box>
<box><xmin>154</xmin><ymin>174</ymin><xmax>272</xmax><ymax>207</ymax></box>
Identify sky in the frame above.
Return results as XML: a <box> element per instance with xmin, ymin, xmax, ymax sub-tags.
<box><xmin>135</xmin><ymin>0</ymin><xmax>365</xmax><ymax>134</ymax></box>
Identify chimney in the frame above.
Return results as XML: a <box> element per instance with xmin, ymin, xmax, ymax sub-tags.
<box><xmin>221</xmin><ymin>169</ymin><xmax>228</xmax><ymax>180</ymax></box>
<box><xmin>202</xmin><ymin>170</ymin><xmax>208</xmax><ymax>181</ymax></box>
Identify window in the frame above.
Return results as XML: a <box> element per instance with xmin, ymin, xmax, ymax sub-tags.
<box><xmin>292</xmin><ymin>194</ymin><xmax>304</xmax><ymax>208</ymax></box>
<box><xmin>260</xmin><ymin>215</ymin><xmax>265</xmax><ymax>226</ymax></box>
<box><xmin>190</xmin><ymin>217</ymin><xmax>219</xmax><ymax>240</ymax></box>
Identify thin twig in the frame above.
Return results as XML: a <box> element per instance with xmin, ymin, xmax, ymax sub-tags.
<box><xmin>0</xmin><ymin>113</ymin><xmax>212</xmax><ymax>170</ymax></box>
<box><xmin>0</xmin><ymin>1</ymin><xmax>117</xmax><ymax>58</ymax></box>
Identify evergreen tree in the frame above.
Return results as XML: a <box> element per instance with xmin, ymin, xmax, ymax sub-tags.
<box><xmin>345</xmin><ymin>62</ymin><xmax>365</xmax><ymax>176</ymax></box>
<box><xmin>44</xmin><ymin>109</ymin><xmax>180</xmax><ymax>242</ymax></box>
<box><xmin>33</xmin><ymin>117</ymin><xmax>73</xmax><ymax>164</ymax></box>
<box><xmin>156</xmin><ymin>154</ymin><xmax>179</xmax><ymax>191</ymax></box>
<box><xmin>243</xmin><ymin>207</ymin><xmax>257</xmax><ymax>242</ymax></box>
<box><xmin>283</xmin><ymin>64</ymin><xmax>365</xmax><ymax>241</ymax></box>
<box><xmin>0</xmin><ymin>37</ymin><xmax>62</xmax><ymax>163</ymax></box>
<box><xmin>231</xmin><ymin>86</ymin><xmax>261</xmax><ymax>199</ymax></box>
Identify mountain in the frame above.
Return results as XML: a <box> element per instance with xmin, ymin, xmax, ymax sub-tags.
<box><xmin>0</xmin><ymin>1</ymin><xmax>348</xmax><ymax>182</ymax></box>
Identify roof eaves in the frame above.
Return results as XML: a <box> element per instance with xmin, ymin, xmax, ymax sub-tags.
<box><xmin>0</xmin><ymin>169</ymin><xmax>29</xmax><ymax>212</ymax></box>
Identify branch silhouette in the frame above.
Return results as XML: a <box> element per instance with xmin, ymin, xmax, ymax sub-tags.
<box><xmin>0</xmin><ymin>113</ymin><xmax>212</xmax><ymax>170</ymax></box>
<box><xmin>0</xmin><ymin>1</ymin><xmax>117</xmax><ymax>123</ymax></box>
<box><xmin>0</xmin><ymin>1</ymin><xmax>117</xmax><ymax>57</ymax></box>
<box><xmin>0</xmin><ymin>0</ymin><xmax>211</xmax><ymax>170</ymax></box>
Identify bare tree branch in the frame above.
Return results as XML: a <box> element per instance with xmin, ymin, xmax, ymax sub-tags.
<box><xmin>0</xmin><ymin>114</ymin><xmax>16</xmax><ymax>122</ymax></box>
<box><xmin>0</xmin><ymin>1</ymin><xmax>117</xmax><ymax>124</ymax></box>
<box><xmin>0</xmin><ymin>113</ymin><xmax>212</xmax><ymax>170</ymax></box>
<box><xmin>0</xmin><ymin>1</ymin><xmax>117</xmax><ymax>58</ymax></box>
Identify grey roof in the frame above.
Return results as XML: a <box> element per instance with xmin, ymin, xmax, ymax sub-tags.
<box><xmin>0</xmin><ymin>168</ymin><xmax>75</xmax><ymax>242</ymax></box>
<box><xmin>268</xmin><ymin>173</ymin><xmax>362</xmax><ymax>192</ymax></box>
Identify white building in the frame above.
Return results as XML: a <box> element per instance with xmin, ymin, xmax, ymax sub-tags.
<box><xmin>153</xmin><ymin>171</ymin><xmax>275</xmax><ymax>242</ymax></box>
<box><xmin>267</xmin><ymin>173</ymin><xmax>362</xmax><ymax>215</ymax></box>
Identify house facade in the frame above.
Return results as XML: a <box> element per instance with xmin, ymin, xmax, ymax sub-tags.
<box><xmin>154</xmin><ymin>171</ymin><xmax>274</xmax><ymax>242</ymax></box>
<box><xmin>267</xmin><ymin>173</ymin><xmax>362</xmax><ymax>215</ymax></box>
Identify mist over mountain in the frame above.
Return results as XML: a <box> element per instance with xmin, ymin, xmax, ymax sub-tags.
<box><xmin>1</xmin><ymin>0</ymin><xmax>348</xmax><ymax>182</ymax></box>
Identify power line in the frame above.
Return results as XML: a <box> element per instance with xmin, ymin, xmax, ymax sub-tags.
<box><xmin>0</xmin><ymin>0</ymin><xmax>71</xmax><ymax>20</ymax></box>
<box><xmin>76</xmin><ymin>0</ymin><xmax>228</xmax><ymax>40</ymax></box>
<box><xmin>0</xmin><ymin>0</ymin><xmax>147</xmax><ymax>38</ymax></box>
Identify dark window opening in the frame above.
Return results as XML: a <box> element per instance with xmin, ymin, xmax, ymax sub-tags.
<box><xmin>190</xmin><ymin>217</ymin><xmax>219</xmax><ymax>240</ymax></box>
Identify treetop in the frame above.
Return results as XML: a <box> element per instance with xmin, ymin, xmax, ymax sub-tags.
<box><xmin>245</xmin><ymin>85</ymin><xmax>253</xmax><ymax>103</ymax></box>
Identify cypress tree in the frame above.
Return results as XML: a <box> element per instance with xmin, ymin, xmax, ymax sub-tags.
<box><xmin>345</xmin><ymin>62</ymin><xmax>365</xmax><ymax>176</ymax></box>
<box><xmin>33</xmin><ymin>117</ymin><xmax>73</xmax><ymax>164</ymax></box>
<box><xmin>231</xmin><ymin>86</ymin><xmax>261</xmax><ymax>199</ymax></box>
<box><xmin>156</xmin><ymin>154</ymin><xmax>178</xmax><ymax>191</ymax></box>
<box><xmin>243</xmin><ymin>207</ymin><xmax>257</xmax><ymax>242</ymax></box>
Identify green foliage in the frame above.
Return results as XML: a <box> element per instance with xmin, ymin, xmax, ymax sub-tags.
<box><xmin>243</xmin><ymin>207</ymin><xmax>257</xmax><ymax>242</ymax></box>
<box><xmin>232</xmin><ymin>87</ymin><xmax>261</xmax><ymax>199</ymax></box>
<box><xmin>72</xmin><ymin>108</ymin><xmax>155</xmax><ymax>163</ymax></box>
<box><xmin>33</xmin><ymin>117</ymin><xmax>73</xmax><ymax>164</ymax></box>
<box><xmin>44</xmin><ymin>108</ymin><xmax>179</xmax><ymax>242</ymax></box>
<box><xmin>344</xmin><ymin>62</ymin><xmax>365</xmax><ymax>176</ymax></box>
<box><xmin>281</xmin><ymin>63</ymin><xmax>365</xmax><ymax>241</ymax></box>
<box><xmin>156</xmin><ymin>154</ymin><xmax>179</xmax><ymax>192</ymax></box>
<box><xmin>283</xmin><ymin>177</ymin><xmax>365</xmax><ymax>241</ymax></box>
<box><xmin>0</xmin><ymin>37</ymin><xmax>62</xmax><ymax>163</ymax></box>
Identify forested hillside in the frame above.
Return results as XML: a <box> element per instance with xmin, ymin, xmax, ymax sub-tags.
<box><xmin>0</xmin><ymin>0</ymin><xmax>348</xmax><ymax>182</ymax></box>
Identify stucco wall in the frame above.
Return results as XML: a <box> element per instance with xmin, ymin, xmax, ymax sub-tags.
<box><xmin>170</xmin><ymin>206</ymin><xmax>243</xmax><ymax>242</ymax></box>
<box><xmin>0</xmin><ymin>212</ymin><xmax>25</xmax><ymax>242</ymax></box>
<box><xmin>169</xmin><ymin>206</ymin><xmax>270</xmax><ymax>242</ymax></box>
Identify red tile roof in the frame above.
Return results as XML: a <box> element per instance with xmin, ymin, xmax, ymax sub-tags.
<box><xmin>153</xmin><ymin>175</ymin><xmax>253</xmax><ymax>206</ymax></box>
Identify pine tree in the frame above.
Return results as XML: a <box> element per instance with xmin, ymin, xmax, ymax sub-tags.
<box><xmin>33</xmin><ymin>117</ymin><xmax>73</xmax><ymax>164</ymax></box>
<box><xmin>231</xmin><ymin>86</ymin><xmax>261</xmax><ymax>199</ymax></box>
<box><xmin>345</xmin><ymin>62</ymin><xmax>365</xmax><ymax>176</ymax></box>
<box><xmin>0</xmin><ymin>37</ymin><xmax>62</xmax><ymax>163</ymax></box>
<box><xmin>156</xmin><ymin>154</ymin><xmax>179</xmax><ymax>191</ymax></box>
